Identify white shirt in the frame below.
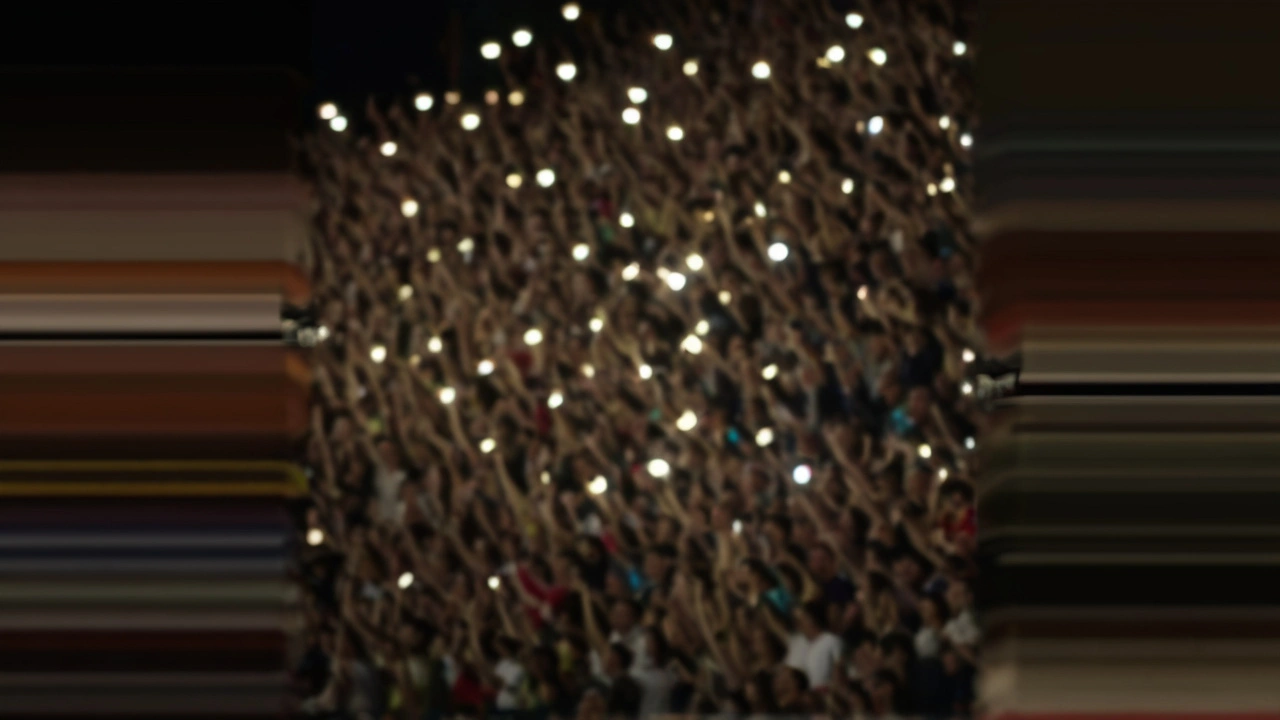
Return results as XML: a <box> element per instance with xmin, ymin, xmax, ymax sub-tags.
<box><xmin>785</xmin><ymin>632</ymin><xmax>843</xmax><ymax>689</ymax></box>
<box><xmin>631</xmin><ymin>664</ymin><xmax>677</xmax><ymax>717</ymax></box>
<box><xmin>944</xmin><ymin>609</ymin><xmax>980</xmax><ymax>647</ymax></box>
<box><xmin>915</xmin><ymin>626</ymin><xmax>942</xmax><ymax>658</ymax></box>
<box><xmin>589</xmin><ymin>626</ymin><xmax>649</xmax><ymax>681</ymax></box>
<box><xmin>494</xmin><ymin>658</ymin><xmax>526</xmax><ymax>710</ymax></box>
<box><xmin>375</xmin><ymin>467</ymin><xmax>406</xmax><ymax>523</ymax></box>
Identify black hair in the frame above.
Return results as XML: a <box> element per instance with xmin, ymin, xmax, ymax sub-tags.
<box><xmin>800</xmin><ymin>599</ymin><xmax>830</xmax><ymax>632</ymax></box>
<box><xmin>610</xmin><ymin>642</ymin><xmax>634</xmax><ymax>671</ymax></box>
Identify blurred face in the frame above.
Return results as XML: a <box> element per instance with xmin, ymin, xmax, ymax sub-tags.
<box><xmin>795</xmin><ymin>607</ymin><xmax>818</xmax><ymax>637</ymax></box>
<box><xmin>605</xmin><ymin>572</ymin><xmax>628</xmax><ymax>598</ymax></box>
<box><xmin>794</xmin><ymin>520</ymin><xmax>816</xmax><ymax>547</ymax></box>
<box><xmin>807</xmin><ymin>546</ymin><xmax>834</xmax><ymax>580</ymax></box>
<box><xmin>609</xmin><ymin>601</ymin><xmax>635</xmax><ymax>633</ymax></box>
<box><xmin>920</xmin><ymin>597</ymin><xmax>940</xmax><ymax>626</ymax></box>
<box><xmin>772</xmin><ymin>666</ymin><xmax>796</xmax><ymax>700</ymax></box>
<box><xmin>946</xmin><ymin>581</ymin><xmax>971</xmax><ymax>613</ymax></box>
<box><xmin>644</xmin><ymin>552</ymin><xmax>669</xmax><ymax>582</ymax></box>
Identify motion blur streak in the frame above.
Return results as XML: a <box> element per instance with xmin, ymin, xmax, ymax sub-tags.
<box><xmin>977</xmin><ymin>1</ymin><xmax>1280</xmax><ymax>716</ymax></box>
<box><xmin>0</xmin><ymin>69</ymin><xmax>306</xmax><ymax>718</ymax></box>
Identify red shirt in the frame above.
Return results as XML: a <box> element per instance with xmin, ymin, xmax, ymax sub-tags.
<box><xmin>944</xmin><ymin>506</ymin><xmax>976</xmax><ymax>540</ymax></box>
<box><xmin>518</xmin><ymin>567</ymin><xmax>569</xmax><ymax>627</ymax></box>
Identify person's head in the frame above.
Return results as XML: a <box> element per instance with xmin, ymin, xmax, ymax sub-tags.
<box><xmin>577</xmin><ymin>688</ymin><xmax>606</xmax><ymax>720</ymax></box>
<box><xmin>609</xmin><ymin>598</ymin><xmax>640</xmax><ymax>634</ymax></box>
<box><xmin>807</xmin><ymin>543</ymin><xmax>837</xmax><ymax>583</ymax></box>
<box><xmin>763</xmin><ymin>513</ymin><xmax>792</xmax><ymax>548</ymax></box>
<box><xmin>907</xmin><ymin>386</ymin><xmax>932</xmax><ymax>423</ymax></box>
<box><xmin>877</xmin><ymin>367</ymin><xmax>904</xmax><ymax>406</ymax></box>
<box><xmin>750</xmin><ymin>624</ymin><xmax>787</xmax><ymax>665</ymax></box>
<box><xmin>946</xmin><ymin>578</ymin><xmax>973</xmax><ymax>614</ymax></box>
<box><xmin>793</xmin><ymin>517</ymin><xmax>817</xmax><ymax>548</ymax></box>
<box><xmin>375</xmin><ymin>436</ymin><xmax>402</xmax><ymax>471</ymax></box>
<box><xmin>869</xmin><ymin>668</ymin><xmax>902</xmax><ymax>714</ymax></box>
<box><xmin>772</xmin><ymin>665</ymin><xmax>809</xmax><ymax>704</ymax></box>
<box><xmin>795</xmin><ymin>599</ymin><xmax>829</xmax><ymax>639</ymax></box>
<box><xmin>878</xmin><ymin>632</ymin><xmax>914</xmax><ymax>675</ymax></box>
<box><xmin>644</xmin><ymin>543</ymin><xmax>677</xmax><ymax>584</ymax></box>
<box><xmin>919</xmin><ymin>593</ymin><xmax>949</xmax><ymax>628</ymax></box>
<box><xmin>892</xmin><ymin>552</ymin><xmax>924</xmax><ymax>590</ymax></box>
<box><xmin>744</xmin><ymin>672</ymin><xmax>776</xmax><ymax>712</ymax></box>
<box><xmin>604</xmin><ymin>642</ymin><xmax>633</xmax><ymax>678</ymax></box>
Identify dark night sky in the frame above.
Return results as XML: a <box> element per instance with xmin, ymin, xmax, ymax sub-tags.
<box><xmin>3</xmin><ymin>0</ymin><xmax>574</xmax><ymax>111</ymax></box>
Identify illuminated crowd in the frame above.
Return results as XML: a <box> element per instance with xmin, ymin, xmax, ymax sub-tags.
<box><xmin>297</xmin><ymin>0</ymin><xmax>981</xmax><ymax>718</ymax></box>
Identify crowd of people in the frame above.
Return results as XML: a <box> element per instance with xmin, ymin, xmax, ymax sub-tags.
<box><xmin>295</xmin><ymin>0</ymin><xmax>982</xmax><ymax>718</ymax></box>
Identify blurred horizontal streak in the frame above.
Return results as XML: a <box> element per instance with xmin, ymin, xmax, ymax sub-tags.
<box><xmin>0</xmin><ymin>559</ymin><xmax>287</xmax><ymax>574</ymax></box>
<box><xmin>0</xmin><ymin>434</ymin><xmax>298</xmax><ymax>461</ymax></box>
<box><xmin>0</xmin><ymin>294</ymin><xmax>281</xmax><ymax>334</ymax></box>
<box><xmin>0</xmin><ymin>498</ymin><xmax>290</xmax><ymax>528</ymax></box>
<box><xmin>0</xmin><ymin>672</ymin><xmax>288</xmax><ymax>687</ymax></box>
<box><xmin>0</xmin><ymin>610</ymin><xmax>294</xmax><ymax>631</ymax></box>
<box><xmin>0</xmin><ymin>389</ymin><xmax>307</xmax><ymax>436</ymax></box>
<box><xmin>0</xmin><ymin>579</ymin><xmax>291</xmax><ymax>602</ymax></box>
<box><xmin>0</xmin><ymin>482</ymin><xmax>305</xmax><ymax>498</ymax></box>
<box><xmin>0</xmin><ymin>345</ymin><xmax>311</xmax><ymax>379</ymax></box>
<box><xmin>0</xmin><ymin>261</ymin><xmax>310</xmax><ymax>305</ymax></box>
<box><xmin>974</xmin><ymin>199</ymin><xmax>1280</xmax><ymax>235</ymax></box>
<box><xmin>995</xmin><ymin>553</ymin><xmax>1280</xmax><ymax>566</ymax></box>
<box><xmin>0</xmin><ymin>174</ymin><xmax>307</xmax><ymax>212</ymax></box>
<box><xmin>0</xmin><ymin>533</ymin><xmax>285</xmax><ymax>549</ymax></box>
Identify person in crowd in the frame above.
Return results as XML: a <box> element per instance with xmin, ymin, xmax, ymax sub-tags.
<box><xmin>296</xmin><ymin>0</ymin><xmax>981</xmax><ymax>717</ymax></box>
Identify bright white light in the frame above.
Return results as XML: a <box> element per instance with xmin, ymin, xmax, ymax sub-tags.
<box><xmin>752</xmin><ymin>61</ymin><xmax>771</xmax><ymax>79</ymax></box>
<box><xmin>619</xmin><ymin>212</ymin><xmax>635</xmax><ymax>228</ymax></box>
<box><xmin>541</xmin><ymin>471</ymin><xmax>552</xmax><ymax>485</ymax></box>
<box><xmin>427</xmin><ymin>248</ymin><xmax>442</xmax><ymax>263</ymax></box>
<box><xmin>732</xmin><ymin>520</ymin><xmax>743</xmax><ymax>535</ymax></box>
<box><xmin>755</xmin><ymin>427</ymin><xmax>775</xmax><ymax>447</ymax></box>
<box><xmin>401</xmin><ymin>198</ymin><xmax>419</xmax><ymax>217</ymax></box>
<box><xmin>370</xmin><ymin>345</ymin><xmax>387</xmax><ymax>363</ymax></box>
<box><xmin>317</xmin><ymin>326</ymin><xmax>330</xmax><ymax>342</ymax></box>
<box><xmin>953</xmin><ymin>40</ymin><xmax>968</xmax><ymax>56</ymax></box>
<box><xmin>627</xmin><ymin>87</ymin><xmax>648</xmax><ymax>104</ymax></box>
<box><xmin>778</xmin><ymin>169</ymin><xmax>792</xmax><ymax>184</ymax></box>
<box><xmin>754</xmin><ymin>202</ymin><xmax>767</xmax><ymax>218</ymax></box>
<box><xmin>639</xmin><ymin>364</ymin><xmax>653</xmax><ymax>380</ymax></box>
<box><xmin>695</xmin><ymin>319</ymin><xmax>710</xmax><ymax>336</ymax></box>
<box><xmin>556</xmin><ymin>62</ymin><xmax>577</xmax><ymax>81</ymax></box>
<box><xmin>512</xmin><ymin>29</ymin><xmax>533</xmax><ymax>47</ymax></box>
<box><xmin>318</xmin><ymin>103</ymin><xmax>338</xmax><ymax>120</ymax></box>
<box><xmin>918</xmin><ymin>444</ymin><xmax>933</xmax><ymax>459</ymax></box>
<box><xmin>562</xmin><ymin>2</ymin><xmax>580</xmax><ymax>20</ymax></box>
<box><xmin>481</xmin><ymin>42</ymin><xmax>501</xmax><ymax>60</ymax></box>
<box><xmin>445</xmin><ymin>91</ymin><xmax>461</xmax><ymax>105</ymax></box>
<box><xmin>647</xmin><ymin>458</ymin><xmax>671</xmax><ymax>477</ymax></box>
<box><xmin>857</xmin><ymin>285</ymin><xmax>869</xmax><ymax>301</ymax></box>
<box><xmin>965</xmin><ymin>437</ymin><xmax>977</xmax><ymax>450</ymax></box>
<box><xmin>962</xmin><ymin>348</ymin><xmax>976</xmax><ymax>363</ymax></box>
<box><xmin>683</xmin><ymin>59</ymin><xmax>699</xmax><ymax>76</ymax></box>
<box><xmin>415</xmin><ymin>93</ymin><xmax>434</xmax><ymax>111</ymax></box>
<box><xmin>480</xmin><ymin>437</ymin><xmax>497</xmax><ymax>454</ymax></box>
<box><xmin>653</xmin><ymin>33</ymin><xmax>673</xmax><ymax>50</ymax></box>
<box><xmin>439</xmin><ymin>386</ymin><xmax>456</xmax><ymax>404</ymax></box>
<box><xmin>622</xmin><ymin>107</ymin><xmax>641</xmax><ymax>125</ymax></box>
<box><xmin>868</xmin><ymin>48</ymin><xmax>887</xmax><ymax>65</ymax></box>
<box><xmin>842</xmin><ymin>178</ymin><xmax>855</xmax><ymax>194</ymax></box>
<box><xmin>686</xmin><ymin>253</ymin><xmax>704</xmax><ymax>271</ymax></box>
<box><xmin>666</xmin><ymin>272</ymin><xmax>687</xmax><ymax>291</ymax></box>
<box><xmin>622</xmin><ymin>263</ymin><xmax>640</xmax><ymax>281</ymax></box>
<box><xmin>588</xmin><ymin>475</ymin><xmax>608</xmax><ymax>495</ymax></box>
<box><xmin>846</xmin><ymin>12</ymin><xmax>864</xmax><ymax>28</ymax></box>
<box><xmin>762</xmin><ymin>364</ymin><xmax>779</xmax><ymax>380</ymax></box>
<box><xmin>718</xmin><ymin>290</ymin><xmax>732</xmax><ymax>305</ymax></box>
<box><xmin>488</xmin><ymin>575</ymin><xmax>501</xmax><ymax>590</ymax></box>
<box><xmin>826</xmin><ymin>45</ymin><xmax>846</xmax><ymax>63</ymax></box>
<box><xmin>572</xmin><ymin>243</ymin><xmax>590</xmax><ymax>261</ymax></box>
<box><xmin>939</xmin><ymin>116</ymin><xmax>952</xmax><ymax>130</ymax></box>
<box><xmin>666</xmin><ymin>125</ymin><xmax>684</xmax><ymax>141</ymax></box>
<box><xmin>927</xmin><ymin>183</ymin><xmax>938</xmax><ymax>197</ymax></box>
<box><xmin>548</xmin><ymin>391</ymin><xmax>564</xmax><ymax>409</ymax></box>
<box><xmin>589</xmin><ymin>317</ymin><xmax>604</xmax><ymax>333</ymax></box>
<box><xmin>398</xmin><ymin>572</ymin><xmax>414</xmax><ymax>589</ymax></box>
<box><xmin>676</xmin><ymin>410</ymin><xmax>698</xmax><ymax>432</ymax></box>
<box><xmin>380</xmin><ymin>141</ymin><xmax>398</xmax><ymax>157</ymax></box>
<box><xmin>938</xmin><ymin>468</ymin><xmax>950</xmax><ymax>481</ymax></box>
<box><xmin>461</xmin><ymin>113</ymin><xmax>481</xmax><ymax>131</ymax></box>
<box><xmin>868</xmin><ymin>116</ymin><xmax>884</xmax><ymax>135</ymax></box>
<box><xmin>306</xmin><ymin>528</ymin><xmax>324</xmax><ymax>546</ymax></box>
<box><xmin>940</xmin><ymin>177</ymin><xmax>956</xmax><ymax>193</ymax></box>
<box><xmin>427</xmin><ymin>336</ymin><xmax>443</xmax><ymax>353</ymax></box>
<box><xmin>458</xmin><ymin>237</ymin><xmax>475</xmax><ymax>254</ymax></box>
<box><xmin>768</xmin><ymin>243</ymin><xmax>789</xmax><ymax>262</ymax></box>
<box><xmin>581</xmin><ymin>363</ymin><xmax>595</xmax><ymax>378</ymax></box>
<box><xmin>656</xmin><ymin>267</ymin><xmax>670</xmax><ymax>280</ymax></box>
<box><xmin>477</xmin><ymin>359</ymin><xmax>495</xmax><ymax>376</ymax></box>
<box><xmin>524</xmin><ymin>328</ymin><xmax>544</xmax><ymax>346</ymax></box>
<box><xmin>960</xmin><ymin>133</ymin><xmax>973</xmax><ymax>148</ymax></box>
<box><xmin>793</xmin><ymin>464</ymin><xmax>813</xmax><ymax>485</ymax></box>
<box><xmin>682</xmin><ymin>334</ymin><xmax>703</xmax><ymax>354</ymax></box>
<box><xmin>961</xmin><ymin>381</ymin><xmax>973</xmax><ymax>395</ymax></box>
<box><xmin>329</xmin><ymin>116</ymin><xmax>348</xmax><ymax>132</ymax></box>
<box><xmin>398</xmin><ymin>284</ymin><xmax>414</xmax><ymax>302</ymax></box>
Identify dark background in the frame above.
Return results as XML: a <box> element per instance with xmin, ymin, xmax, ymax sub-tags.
<box><xmin>2</xmin><ymin>0</ymin><xmax>573</xmax><ymax>114</ymax></box>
